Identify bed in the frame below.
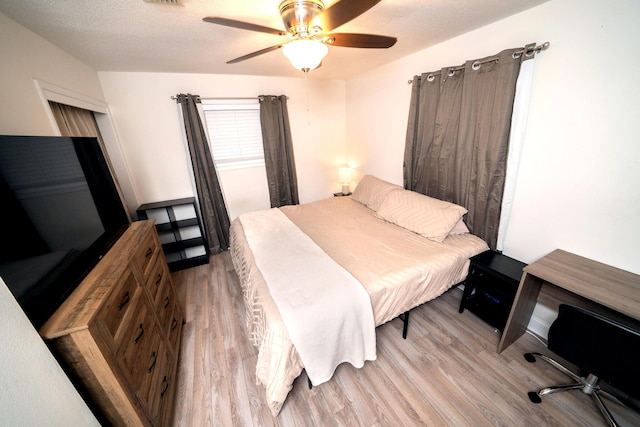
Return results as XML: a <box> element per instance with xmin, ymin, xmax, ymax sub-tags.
<box><xmin>229</xmin><ymin>175</ymin><xmax>489</xmax><ymax>415</ymax></box>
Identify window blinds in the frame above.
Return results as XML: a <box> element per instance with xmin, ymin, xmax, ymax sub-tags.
<box><xmin>202</xmin><ymin>101</ymin><xmax>265</xmax><ymax>171</ymax></box>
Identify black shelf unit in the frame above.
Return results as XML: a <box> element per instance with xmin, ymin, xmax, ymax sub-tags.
<box><xmin>459</xmin><ymin>251</ymin><xmax>526</xmax><ymax>332</ymax></box>
<box><xmin>137</xmin><ymin>197</ymin><xmax>209</xmax><ymax>272</ymax></box>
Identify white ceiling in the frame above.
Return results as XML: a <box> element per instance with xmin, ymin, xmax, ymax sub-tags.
<box><xmin>0</xmin><ymin>0</ymin><xmax>548</xmax><ymax>80</ymax></box>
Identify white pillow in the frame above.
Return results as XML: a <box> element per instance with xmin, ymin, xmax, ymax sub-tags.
<box><xmin>449</xmin><ymin>218</ymin><xmax>470</xmax><ymax>235</ymax></box>
<box><xmin>376</xmin><ymin>190</ymin><xmax>468</xmax><ymax>242</ymax></box>
<box><xmin>352</xmin><ymin>175</ymin><xmax>403</xmax><ymax>212</ymax></box>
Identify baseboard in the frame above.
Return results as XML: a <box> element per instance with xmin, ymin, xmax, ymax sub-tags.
<box><xmin>527</xmin><ymin>314</ymin><xmax>551</xmax><ymax>340</ymax></box>
<box><xmin>526</xmin><ymin>303</ymin><xmax>557</xmax><ymax>340</ymax></box>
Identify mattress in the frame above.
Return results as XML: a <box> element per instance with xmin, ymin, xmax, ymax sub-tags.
<box><xmin>229</xmin><ymin>196</ymin><xmax>488</xmax><ymax>415</ymax></box>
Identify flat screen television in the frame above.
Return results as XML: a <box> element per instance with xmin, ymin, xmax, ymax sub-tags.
<box><xmin>0</xmin><ymin>135</ymin><xmax>130</xmax><ymax>329</ymax></box>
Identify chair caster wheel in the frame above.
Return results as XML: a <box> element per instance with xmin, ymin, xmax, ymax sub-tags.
<box><xmin>528</xmin><ymin>391</ymin><xmax>542</xmax><ymax>403</ymax></box>
<box><xmin>524</xmin><ymin>353</ymin><xmax>537</xmax><ymax>363</ymax></box>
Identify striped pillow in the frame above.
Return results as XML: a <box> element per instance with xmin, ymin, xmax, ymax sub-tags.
<box><xmin>449</xmin><ymin>218</ymin><xmax>470</xmax><ymax>235</ymax></box>
<box><xmin>376</xmin><ymin>190</ymin><xmax>468</xmax><ymax>242</ymax></box>
<box><xmin>352</xmin><ymin>175</ymin><xmax>403</xmax><ymax>212</ymax></box>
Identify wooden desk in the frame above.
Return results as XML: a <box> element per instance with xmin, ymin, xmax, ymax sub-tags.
<box><xmin>497</xmin><ymin>249</ymin><xmax>640</xmax><ymax>353</ymax></box>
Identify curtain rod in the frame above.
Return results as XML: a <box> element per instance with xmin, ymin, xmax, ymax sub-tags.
<box><xmin>407</xmin><ymin>41</ymin><xmax>550</xmax><ymax>84</ymax></box>
<box><xmin>170</xmin><ymin>95</ymin><xmax>259</xmax><ymax>101</ymax></box>
<box><xmin>170</xmin><ymin>95</ymin><xmax>288</xmax><ymax>101</ymax></box>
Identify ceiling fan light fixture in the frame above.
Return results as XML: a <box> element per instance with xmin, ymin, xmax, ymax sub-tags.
<box><xmin>205</xmin><ymin>0</ymin><xmax>395</xmax><ymax>69</ymax></box>
<box><xmin>282</xmin><ymin>39</ymin><xmax>328</xmax><ymax>72</ymax></box>
<box><xmin>279</xmin><ymin>0</ymin><xmax>325</xmax><ymax>36</ymax></box>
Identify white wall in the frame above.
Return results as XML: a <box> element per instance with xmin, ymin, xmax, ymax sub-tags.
<box><xmin>346</xmin><ymin>0</ymin><xmax>640</xmax><ymax>276</ymax></box>
<box><xmin>98</xmin><ymin>72</ymin><xmax>346</xmax><ymax>219</ymax></box>
<box><xmin>0</xmin><ymin>14</ymin><xmax>105</xmax><ymax>136</ymax></box>
<box><xmin>0</xmin><ymin>278</ymin><xmax>100</xmax><ymax>426</ymax></box>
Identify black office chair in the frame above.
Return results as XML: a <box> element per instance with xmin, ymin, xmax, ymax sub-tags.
<box><xmin>524</xmin><ymin>304</ymin><xmax>640</xmax><ymax>427</ymax></box>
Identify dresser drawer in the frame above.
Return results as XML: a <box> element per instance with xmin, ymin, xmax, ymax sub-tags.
<box><xmin>134</xmin><ymin>230</ymin><xmax>160</xmax><ymax>279</ymax></box>
<box><xmin>96</xmin><ymin>269</ymin><xmax>143</xmax><ymax>350</ymax></box>
<box><xmin>167</xmin><ymin>299</ymin><xmax>184</xmax><ymax>355</ymax></box>
<box><xmin>116</xmin><ymin>297</ymin><xmax>159</xmax><ymax>388</ymax></box>
<box><xmin>137</xmin><ymin>342</ymin><xmax>173</xmax><ymax>425</ymax></box>
<box><xmin>146</xmin><ymin>256</ymin><xmax>169</xmax><ymax>302</ymax></box>
<box><xmin>155</xmin><ymin>361</ymin><xmax>178</xmax><ymax>427</ymax></box>
<box><xmin>155</xmin><ymin>276</ymin><xmax>177</xmax><ymax>328</ymax></box>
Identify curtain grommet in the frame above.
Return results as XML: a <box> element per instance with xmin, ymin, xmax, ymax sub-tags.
<box><xmin>512</xmin><ymin>51</ymin><xmax>522</xmax><ymax>59</ymax></box>
<box><xmin>472</xmin><ymin>61</ymin><xmax>481</xmax><ymax>71</ymax></box>
<box><xmin>427</xmin><ymin>74</ymin><xmax>435</xmax><ymax>82</ymax></box>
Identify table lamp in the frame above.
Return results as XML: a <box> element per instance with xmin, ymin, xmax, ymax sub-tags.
<box><xmin>338</xmin><ymin>167</ymin><xmax>352</xmax><ymax>195</ymax></box>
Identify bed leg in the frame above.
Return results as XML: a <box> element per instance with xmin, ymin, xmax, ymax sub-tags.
<box><xmin>399</xmin><ymin>310</ymin><xmax>410</xmax><ymax>339</ymax></box>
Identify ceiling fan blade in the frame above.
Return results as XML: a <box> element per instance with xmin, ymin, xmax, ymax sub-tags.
<box><xmin>315</xmin><ymin>0</ymin><xmax>382</xmax><ymax>32</ymax></box>
<box><xmin>329</xmin><ymin>33</ymin><xmax>397</xmax><ymax>48</ymax></box>
<box><xmin>226</xmin><ymin>44</ymin><xmax>283</xmax><ymax>64</ymax></box>
<box><xmin>203</xmin><ymin>17</ymin><xmax>286</xmax><ymax>36</ymax></box>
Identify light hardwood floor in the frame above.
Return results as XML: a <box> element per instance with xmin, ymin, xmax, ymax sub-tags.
<box><xmin>170</xmin><ymin>253</ymin><xmax>640</xmax><ymax>426</ymax></box>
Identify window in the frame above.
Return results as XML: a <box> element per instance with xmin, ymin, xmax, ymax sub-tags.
<box><xmin>201</xmin><ymin>99</ymin><xmax>265</xmax><ymax>171</ymax></box>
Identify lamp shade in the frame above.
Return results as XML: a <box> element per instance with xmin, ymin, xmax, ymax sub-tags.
<box><xmin>338</xmin><ymin>167</ymin><xmax>352</xmax><ymax>184</ymax></box>
<box><xmin>282</xmin><ymin>39</ymin><xmax>328</xmax><ymax>72</ymax></box>
<box><xmin>338</xmin><ymin>167</ymin><xmax>352</xmax><ymax>195</ymax></box>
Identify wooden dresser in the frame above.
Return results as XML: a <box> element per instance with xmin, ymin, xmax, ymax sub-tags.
<box><xmin>40</xmin><ymin>220</ymin><xmax>184</xmax><ymax>426</ymax></box>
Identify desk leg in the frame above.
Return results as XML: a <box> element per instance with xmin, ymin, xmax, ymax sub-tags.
<box><xmin>498</xmin><ymin>272</ymin><xmax>543</xmax><ymax>353</ymax></box>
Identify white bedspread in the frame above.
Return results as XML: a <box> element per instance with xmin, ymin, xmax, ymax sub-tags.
<box><xmin>238</xmin><ymin>208</ymin><xmax>376</xmax><ymax>385</ymax></box>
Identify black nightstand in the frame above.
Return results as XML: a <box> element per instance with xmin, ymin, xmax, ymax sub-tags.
<box><xmin>459</xmin><ymin>251</ymin><xmax>526</xmax><ymax>332</ymax></box>
<box><xmin>333</xmin><ymin>192</ymin><xmax>352</xmax><ymax>197</ymax></box>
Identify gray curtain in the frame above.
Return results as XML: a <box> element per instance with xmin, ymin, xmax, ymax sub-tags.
<box><xmin>177</xmin><ymin>94</ymin><xmax>230</xmax><ymax>254</ymax></box>
<box><xmin>259</xmin><ymin>95</ymin><xmax>299</xmax><ymax>207</ymax></box>
<box><xmin>404</xmin><ymin>45</ymin><xmax>535</xmax><ymax>249</ymax></box>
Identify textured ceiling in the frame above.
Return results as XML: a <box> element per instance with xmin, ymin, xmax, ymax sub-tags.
<box><xmin>0</xmin><ymin>0</ymin><xmax>548</xmax><ymax>79</ymax></box>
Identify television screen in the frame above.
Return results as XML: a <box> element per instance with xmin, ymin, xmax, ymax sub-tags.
<box><xmin>0</xmin><ymin>135</ymin><xmax>130</xmax><ymax>329</ymax></box>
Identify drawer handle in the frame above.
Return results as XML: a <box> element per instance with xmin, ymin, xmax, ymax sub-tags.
<box><xmin>160</xmin><ymin>376</ymin><xmax>169</xmax><ymax>398</ymax></box>
<box><xmin>133</xmin><ymin>323</ymin><xmax>144</xmax><ymax>344</ymax></box>
<box><xmin>155</xmin><ymin>273</ymin><xmax>162</xmax><ymax>285</ymax></box>
<box><xmin>117</xmin><ymin>292</ymin><xmax>130</xmax><ymax>311</ymax></box>
<box><xmin>147</xmin><ymin>351</ymin><xmax>157</xmax><ymax>373</ymax></box>
<box><xmin>164</xmin><ymin>296</ymin><xmax>170</xmax><ymax>309</ymax></box>
<box><xmin>171</xmin><ymin>318</ymin><xmax>178</xmax><ymax>331</ymax></box>
<box><xmin>145</xmin><ymin>247</ymin><xmax>153</xmax><ymax>258</ymax></box>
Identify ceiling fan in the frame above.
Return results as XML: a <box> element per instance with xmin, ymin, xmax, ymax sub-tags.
<box><xmin>203</xmin><ymin>0</ymin><xmax>397</xmax><ymax>73</ymax></box>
